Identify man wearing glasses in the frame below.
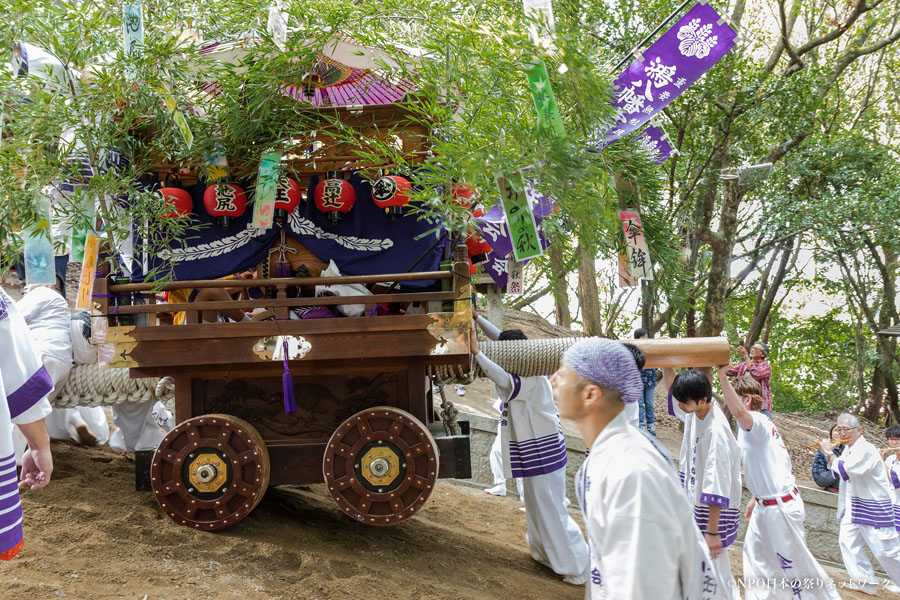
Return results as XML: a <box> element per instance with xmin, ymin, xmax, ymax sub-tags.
<box><xmin>819</xmin><ymin>414</ymin><xmax>900</xmax><ymax>595</ymax></box>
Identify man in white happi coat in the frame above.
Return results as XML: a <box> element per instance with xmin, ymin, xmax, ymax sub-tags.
<box><xmin>0</xmin><ymin>287</ymin><xmax>54</xmax><ymax>560</ymax></box>
<box><xmin>716</xmin><ymin>368</ymin><xmax>839</xmax><ymax>599</ymax></box>
<box><xmin>472</xmin><ymin>314</ymin><xmax>589</xmax><ymax>585</ymax></box>
<box><xmin>552</xmin><ymin>338</ymin><xmax>725</xmax><ymax>599</ymax></box>
<box><xmin>818</xmin><ymin>413</ymin><xmax>900</xmax><ymax>595</ymax></box>
<box><xmin>664</xmin><ymin>367</ymin><xmax>742</xmax><ymax>598</ymax></box>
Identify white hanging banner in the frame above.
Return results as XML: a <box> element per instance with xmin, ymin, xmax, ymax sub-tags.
<box><xmin>522</xmin><ymin>0</ymin><xmax>556</xmax><ymax>44</ymax></box>
<box><xmin>123</xmin><ymin>1</ymin><xmax>144</xmax><ymax>78</ymax></box>
<box><xmin>267</xmin><ymin>1</ymin><xmax>288</xmax><ymax>50</ymax></box>
<box><xmin>506</xmin><ymin>258</ymin><xmax>524</xmax><ymax>296</ymax></box>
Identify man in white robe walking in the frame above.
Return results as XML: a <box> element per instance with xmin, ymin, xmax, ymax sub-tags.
<box><xmin>472</xmin><ymin>313</ymin><xmax>588</xmax><ymax>585</ymax></box>
<box><xmin>819</xmin><ymin>413</ymin><xmax>900</xmax><ymax>595</ymax></box>
<box><xmin>552</xmin><ymin>338</ymin><xmax>724</xmax><ymax>599</ymax></box>
<box><xmin>716</xmin><ymin>368</ymin><xmax>839</xmax><ymax>599</ymax></box>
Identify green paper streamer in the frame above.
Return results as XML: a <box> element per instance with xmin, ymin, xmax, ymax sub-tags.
<box><xmin>525</xmin><ymin>59</ymin><xmax>566</xmax><ymax>139</ymax></box>
<box><xmin>252</xmin><ymin>152</ymin><xmax>282</xmax><ymax>230</ymax></box>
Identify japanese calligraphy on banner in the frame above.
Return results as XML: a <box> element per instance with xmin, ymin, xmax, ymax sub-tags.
<box><xmin>601</xmin><ymin>3</ymin><xmax>736</xmax><ymax>146</ymax></box>
<box><xmin>497</xmin><ymin>172</ymin><xmax>544</xmax><ymax>262</ymax></box>
<box><xmin>252</xmin><ymin>152</ymin><xmax>282</xmax><ymax>229</ymax></box>
<box><xmin>619</xmin><ymin>210</ymin><xmax>653</xmax><ymax>286</ymax></box>
<box><xmin>635</xmin><ymin>125</ymin><xmax>673</xmax><ymax>164</ymax></box>
<box><xmin>525</xmin><ymin>60</ymin><xmax>566</xmax><ymax>139</ymax></box>
<box><xmin>123</xmin><ymin>1</ymin><xmax>143</xmax><ymax>79</ymax></box>
<box><xmin>506</xmin><ymin>258</ymin><xmax>524</xmax><ymax>296</ymax></box>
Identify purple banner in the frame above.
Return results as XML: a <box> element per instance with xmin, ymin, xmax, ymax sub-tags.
<box><xmin>600</xmin><ymin>3</ymin><xmax>736</xmax><ymax>145</ymax></box>
<box><xmin>635</xmin><ymin>125</ymin><xmax>673</xmax><ymax>164</ymax></box>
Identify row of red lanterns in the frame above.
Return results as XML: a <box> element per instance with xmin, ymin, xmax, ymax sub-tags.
<box><xmin>159</xmin><ymin>172</ymin><xmax>413</xmax><ymax>225</ymax></box>
<box><xmin>159</xmin><ymin>176</ymin><xmax>496</xmax><ymax>271</ymax></box>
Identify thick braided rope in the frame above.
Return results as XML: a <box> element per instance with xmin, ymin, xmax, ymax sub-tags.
<box><xmin>474</xmin><ymin>338</ymin><xmax>581</xmax><ymax>377</ymax></box>
<box><xmin>52</xmin><ymin>363</ymin><xmax>175</xmax><ymax>408</ymax></box>
<box><xmin>424</xmin><ymin>337</ymin><xmax>582</xmax><ymax>383</ymax></box>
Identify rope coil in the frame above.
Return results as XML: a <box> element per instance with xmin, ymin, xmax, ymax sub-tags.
<box><xmin>52</xmin><ymin>363</ymin><xmax>175</xmax><ymax>409</ymax></box>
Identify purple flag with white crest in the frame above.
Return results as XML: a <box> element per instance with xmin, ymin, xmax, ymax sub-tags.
<box><xmin>635</xmin><ymin>125</ymin><xmax>673</xmax><ymax>164</ymax></box>
<box><xmin>600</xmin><ymin>3</ymin><xmax>736</xmax><ymax>145</ymax></box>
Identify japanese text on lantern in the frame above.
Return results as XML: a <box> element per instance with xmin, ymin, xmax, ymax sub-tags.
<box><xmin>497</xmin><ymin>172</ymin><xmax>543</xmax><ymax>262</ymax></box>
<box><xmin>619</xmin><ymin>210</ymin><xmax>653</xmax><ymax>286</ymax></box>
<box><xmin>320</xmin><ymin>180</ymin><xmax>345</xmax><ymax>208</ymax></box>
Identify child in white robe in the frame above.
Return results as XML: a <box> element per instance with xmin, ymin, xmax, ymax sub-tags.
<box><xmin>552</xmin><ymin>338</ymin><xmax>725</xmax><ymax>599</ymax></box>
<box><xmin>472</xmin><ymin>314</ymin><xmax>589</xmax><ymax>585</ymax></box>
<box><xmin>718</xmin><ymin>370</ymin><xmax>839</xmax><ymax>599</ymax></box>
<box><xmin>664</xmin><ymin>367</ymin><xmax>742</xmax><ymax>598</ymax></box>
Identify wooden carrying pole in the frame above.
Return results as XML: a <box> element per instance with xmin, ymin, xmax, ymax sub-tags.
<box><xmin>630</xmin><ymin>337</ymin><xmax>731</xmax><ymax>369</ymax></box>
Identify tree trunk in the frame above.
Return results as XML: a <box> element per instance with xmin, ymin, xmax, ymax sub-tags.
<box><xmin>746</xmin><ymin>240</ymin><xmax>796</xmax><ymax>345</ymax></box>
<box><xmin>548</xmin><ymin>244</ymin><xmax>571</xmax><ymax>328</ymax></box>
<box><xmin>699</xmin><ymin>176</ymin><xmax>744</xmax><ymax>337</ymax></box>
<box><xmin>863</xmin><ymin>366</ymin><xmax>885</xmax><ymax>423</ymax></box>
<box><xmin>576</xmin><ymin>245</ymin><xmax>604</xmax><ymax>336</ymax></box>
<box><xmin>852</xmin><ymin>317</ymin><xmax>867</xmax><ymax>414</ymax></box>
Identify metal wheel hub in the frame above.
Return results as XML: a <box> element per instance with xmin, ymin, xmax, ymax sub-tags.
<box><xmin>186</xmin><ymin>451</ymin><xmax>229</xmax><ymax>494</ymax></box>
<box><xmin>357</xmin><ymin>443</ymin><xmax>402</xmax><ymax>489</ymax></box>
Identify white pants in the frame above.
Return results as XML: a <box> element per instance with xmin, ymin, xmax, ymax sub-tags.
<box><xmin>522</xmin><ymin>468</ymin><xmax>589</xmax><ymax>581</ymax></box>
<box><xmin>839</xmin><ymin>519</ymin><xmax>900</xmax><ymax>591</ymax></box>
<box><xmin>45</xmin><ymin>406</ymin><xmax>110</xmax><ymax>445</ymax></box>
<box><xmin>743</xmin><ymin>496</ymin><xmax>839</xmax><ymax>599</ymax></box>
<box><xmin>713</xmin><ymin>546</ymin><xmax>738</xmax><ymax>600</ymax></box>
<box><xmin>109</xmin><ymin>400</ymin><xmax>172</xmax><ymax>452</ymax></box>
<box><xmin>489</xmin><ymin>424</ymin><xmax>524</xmax><ymax>496</ymax></box>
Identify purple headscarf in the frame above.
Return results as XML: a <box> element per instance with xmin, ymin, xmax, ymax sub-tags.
<box><xmin>563</xmin><ymin>338</ymin><xmax>643</xmax><ymax>404</ymax></box>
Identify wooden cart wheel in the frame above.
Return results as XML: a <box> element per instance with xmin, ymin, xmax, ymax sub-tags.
<box><xmin>323</xmin><ymin>406</ymin><xmax>439</xmax><ymax>526</ymax></box>
<box><xmin>150</xmin><ymin>414</ymin><xmax>270</xmax><ymax>531</ymax></box>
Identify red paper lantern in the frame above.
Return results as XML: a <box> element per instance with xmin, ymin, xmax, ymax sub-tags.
<box><xmin>451</xmin><ymin>182</ymin><xmax>478</xmax><ymax>207</ymax></box>
<box><xmin>274</xmin><ymin>176</ymin><xmax>302</xmax><ymax>222</ymax></box>
<box><xmin>371</xmin><ymin>175</ymin><xmax>412</xmax><ymax>218</ymax></box>
<box><xmin>203</xmin><ymin>182</ymin><xmax>247</xmax><ymax>227</ymax></box>
<box><xmin>314</xmin><ymin>174</ymin><xmax>355</xmax><ymax>222</ymax></box>
<box><xmin>159</xmin><ymin>187</ymin><xmax>192</xmax><ymax>219</ymax></box>
<box><xmin>466</xmin><ymin>236</ymin><xmax>493</xmax><ymax>266</ymax></box>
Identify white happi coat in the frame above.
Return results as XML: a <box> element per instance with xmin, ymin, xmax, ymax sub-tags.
<box><xmin>832</xmin><ymin>436</ymin><xmax>896</xmax><ymax>529</ymax></box>
<box><xmin>576</xmin><ymin>410</ymin><xmax>726</xmax><ymax>600</ymax></box>
<box><xmin>474</xmin><ymin>316</ymin><xmax>588</xmax><ymax>582</ymax></box>
<box><xmin>0</xmin><ymin>287</ymin><xmax>53</xmax><ymax>559</ymax></box>
<box><xmin>667</xmin><ymin>391</ymin><xmax>743</xmax><ymax>545</ymax></box>
<box><xmin>738</xmin><ymin>412</ymin><xmax>839</xmax><ymax>599</ymax></box>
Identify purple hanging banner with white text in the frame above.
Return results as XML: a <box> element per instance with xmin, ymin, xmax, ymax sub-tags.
<box><xmin>600</xmin><ymin>2</ymin><xmax>736</xmax><ymax>145</ymax></box>
<box><xmin>635</xmin><ymin>125</ymin><xmax>673</xmax><ymax>164</ymax></box>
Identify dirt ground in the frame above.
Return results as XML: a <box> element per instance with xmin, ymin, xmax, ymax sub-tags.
<box><xmin>2</xmin><ymin>274</ymin><xmax>898</xmax><ymax>599</ymax></box>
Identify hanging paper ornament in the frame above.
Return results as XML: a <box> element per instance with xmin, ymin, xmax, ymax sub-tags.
<box><xmin>314</xmin><ymin>173</ymin><xmax>355</xmax><ymax>222</ymax></box>
<box><xmin>203</xmin><ymin>182</ymin><xmax>247</xmax><ymax>227</ymax></box>
<box><xmin>274</xmin><ymin>176</ymin><xmax>302</xmax><ymax>222</ymax></box>
<box><xmin>159</xmin><ymin>187</ymin><xmax>193</xmax><ymax>219</ymax></box>
<box><xmin>371</xmin><ymin>174</ymin><xmax>412</xmax><ymax>218</ymax></box>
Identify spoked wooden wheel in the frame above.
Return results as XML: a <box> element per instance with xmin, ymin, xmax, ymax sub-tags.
<box><xmin>323</xmin><ymin>407</ymin><xmax>439</xmax><ymax>526</ymax></box>
<box><xmin>150</xmin><ymin>414</ymin><xmax>270</xmax><ymax>531</ymax></box>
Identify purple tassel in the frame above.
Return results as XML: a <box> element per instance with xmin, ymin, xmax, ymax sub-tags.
<box><xmin>282</xmin><ymin>339</ymin><xmax>296</xmax><ymax>414</ymax></box>
<box><xmin>275</xmin><ymin>261</ymin><xmax>291</xmax><ymax>278</ymax></box>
